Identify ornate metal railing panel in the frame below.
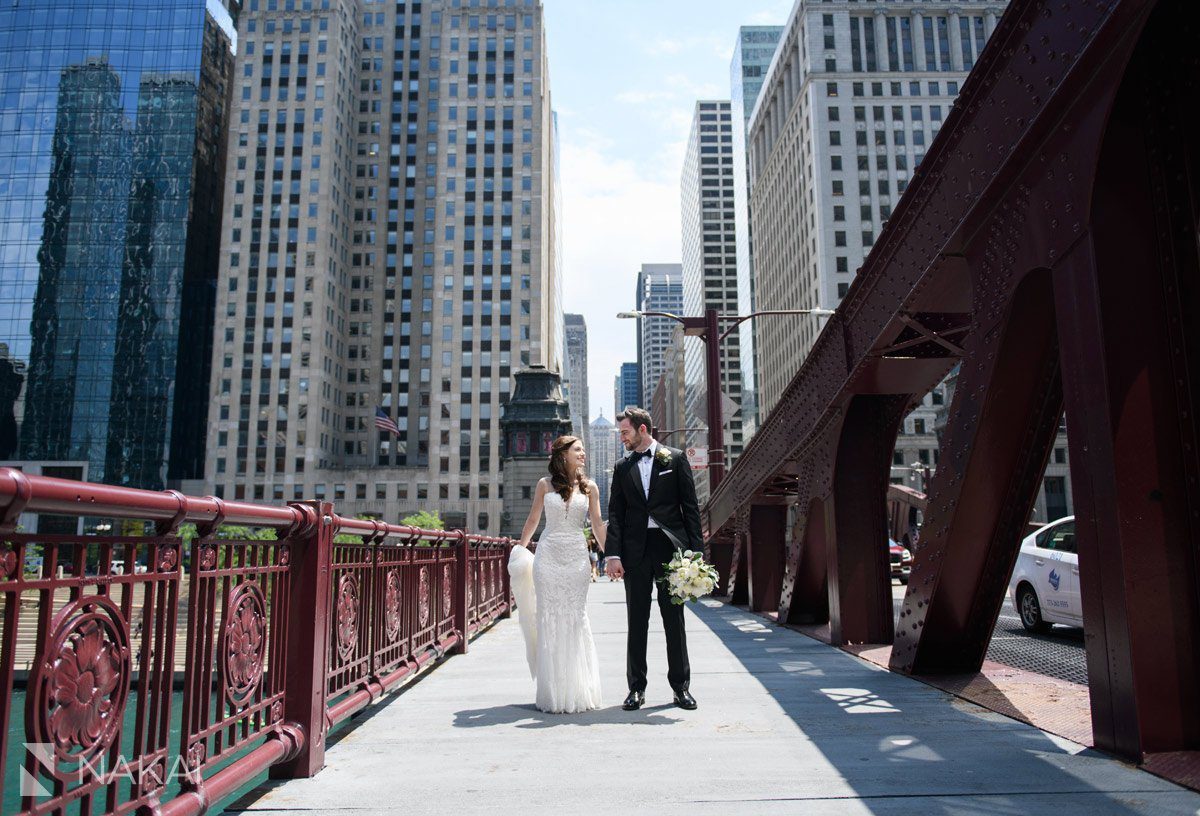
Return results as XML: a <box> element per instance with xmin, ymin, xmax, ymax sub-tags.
<box><xmin>0</xmin><ymin>468</ymin><xmax>512</xmax><ymax>816</ymax></box>
<box><xmin>179</xmin><ymin>533</ymin><xmax>291</xmax><ymax>784</ymax></box>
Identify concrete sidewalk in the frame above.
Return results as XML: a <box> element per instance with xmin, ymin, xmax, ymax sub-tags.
<box><xmin>228</xmin><ymin>580</ymin><xmax>1200</xmax><ymax>815</ymax></box>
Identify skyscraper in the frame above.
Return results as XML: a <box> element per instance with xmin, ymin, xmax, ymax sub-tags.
<box><xmin>588</xmin><ymin>411</ymin><xmax>616</xmax><ymax>517</ymax></box>
<box><xmin>748</xmin><ymin>1</ymin><xmax>1007</xmax><ymax>420</ymax></box>
<box><xmin>0</xmin><ymin>2</ymin><xmax>237</xmax><ymax>493</ymax></box>
<box><xmin>614</xmin><ymin>360</ymin><xmax>640</xmax><ymax>425</ymax></box>
<box><xmin>634</xmin><ymin>264</ymin><xmax>683</xmax><ymax>409</ymax></box>
<box><xmin>730</xmin><ymin>26</ymin><xmax>783</xmax><ymax>442</ymax></box>
<box><xmin>562</xmin><ymin>313</ymin><xmax>589</xmax><ymax>451</ymax></box>
<box><xmin>207</xmin><ymin>1</ymin><xmax>561</xmax><ymax>534</ymax></box>
<box><xmin>680</xmin><ymin>100</ymin><xmax>739</xmax><ymax>498</ymax></box>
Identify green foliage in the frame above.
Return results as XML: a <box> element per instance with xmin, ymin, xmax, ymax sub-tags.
<box><xmin>401</xmin><ymin>510</ymin><xmax>444</xmax><ymax>531</ymax></box>
<box><xmin>217</xmin><ymin>525</ymin><xmax>278</xmax><ymax>540</ymax></box>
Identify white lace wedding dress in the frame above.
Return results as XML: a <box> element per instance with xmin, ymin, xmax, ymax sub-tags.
<box><xmin>508</xmin><ymin>490</ymin><xmax>602</xmax><ymax>713</ymax></box>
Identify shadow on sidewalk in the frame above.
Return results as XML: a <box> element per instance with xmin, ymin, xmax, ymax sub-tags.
<box><xmin>453</xmin><ymin>701</ymin><xmax>681</xmax><ymax>729</ymax></box>
<box><xmin>680</xmin><ymin>598</ymin><xmax>1190</xmax><ymax>815</ymax></box>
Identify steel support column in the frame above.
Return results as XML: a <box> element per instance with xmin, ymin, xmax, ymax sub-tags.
<box><xmin>891</xmin><ymin>272</ymin><xmax>1063</xmax><ymax>673</ymax></box>
<box><xmin>745</xmin><ymin>504</ymin><xmax>787</xmax><ymax>613</ymax></box>
<box><xmin>828</xmin><ymin>396</ymin><xmax>906</xmax><ymax>645</ymax></box>
<box><xmin>779</xmin><ymin>496</ymin><xmax>831</xmax><ymax>625</ymax></box>
<box><xmin>1053</xmin><ymin>2</ymin><xmax>1200</xmax><ymax>759</ymax></box>
<box><xmin>726</xmin><ymin>531</ymin><xmax>749</xmax><ymax>605</ymax></box>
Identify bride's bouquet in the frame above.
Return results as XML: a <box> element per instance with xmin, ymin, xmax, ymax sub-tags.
<box><xmin>661</xmin><ymin>550</ymin><xmax>720</xmax><ymax>605</ymax></box>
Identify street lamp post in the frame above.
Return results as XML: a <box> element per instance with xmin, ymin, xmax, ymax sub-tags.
<box><xmin>618</xmin><ymin>307</ymin><xmax>834</xmax><ymax>491</ymax></box>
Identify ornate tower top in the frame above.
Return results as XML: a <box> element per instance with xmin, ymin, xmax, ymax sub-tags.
<box><xmin>500</xmin><ymin>366</ymin><xmax>572</xmax><ymax>458</ymax></box>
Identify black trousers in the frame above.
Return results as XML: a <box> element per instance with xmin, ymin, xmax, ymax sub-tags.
<box><xmin>625</xmin><ymin>529</ymin><xmax>691</xmax><ymax>693</ymax></box>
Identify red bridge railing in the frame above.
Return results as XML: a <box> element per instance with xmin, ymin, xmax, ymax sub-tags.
<box><xmin>0</xmin><ymin>467</ymin><xmax>512</xmax><ymax>815</ymax></box>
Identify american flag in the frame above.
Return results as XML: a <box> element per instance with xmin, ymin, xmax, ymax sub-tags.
<box><xmin>374</xmin><ymin>406</ymin><xmax>400</xmax><ymax>435</ymax></box>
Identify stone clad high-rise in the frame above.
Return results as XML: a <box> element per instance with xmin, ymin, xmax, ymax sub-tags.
<box><xmin>680</xmin><ymin>100</ymin><xmax>739</xmax><ymax>499</ymax></box>
<box><xmin>207</xmin><ymin>0</ymin><xmax>561</xmax><ymax>533</ymax></box>
<box><xmin>730</xmin><ymin>26</ymin><xmax>783</xmax><ymax>442</ymax></box>
<box><xmin>748</xmin><ymin>1</ymin><xmax>1007</xmax><ymax>422</ymax></box>
<box><xmin>562</xmin><ymin>312</ymin><xmax>589</xmax><ymax>451</ymax></box>
<box><xmin>634</xmin><ymin>264</ymin><xmax>683</xmax><ymax>410</ymax></box>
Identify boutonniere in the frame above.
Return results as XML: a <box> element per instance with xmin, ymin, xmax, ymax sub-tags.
<box><xmin>654</xmin><ymin>447</ymin><xmax>673</xmax><ymax>467</ymax></box>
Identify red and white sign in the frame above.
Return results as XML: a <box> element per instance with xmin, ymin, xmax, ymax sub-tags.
<box><xmin>686</xmin><ymin>446</ymin><xmax>709</xmax><ymax>470</ymax></box>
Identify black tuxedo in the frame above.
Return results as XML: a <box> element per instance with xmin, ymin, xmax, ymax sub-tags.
<box><xmin>606</xmin><ymin>444</ymin><xmax>703</xmax><ymax>693</ymax></box>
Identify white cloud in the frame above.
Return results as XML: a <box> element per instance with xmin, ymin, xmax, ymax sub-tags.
<box><xmin>558</xmin><ymin>134</ymin><xmax>683</xmax><ymax>416</ymax></box>
<box><xmin>613</xmin><ymin>89</ymin><xmax>676</xmax><ymax>106</ymax></box>
<box><xmin>649</xmin><ymin>38</ymin><xmax>686</xmax><ymax>56</ymax></box>
<box><xmin>747</xmin><ymin>0</ymin><xmax>794</xmax><ymax>26</ymax></box>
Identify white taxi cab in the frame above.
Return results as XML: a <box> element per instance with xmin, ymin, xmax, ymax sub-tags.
<box><xmin>1007</xmin><ymin>516</ymin><xmax>1080</xmax><ymax>632</ymax></box>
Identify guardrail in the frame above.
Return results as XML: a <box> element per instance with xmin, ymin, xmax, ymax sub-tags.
<box><xmin>0</xmin><ymin>467</ymin><xmax>512</xmax><ymax>815</ymax></box>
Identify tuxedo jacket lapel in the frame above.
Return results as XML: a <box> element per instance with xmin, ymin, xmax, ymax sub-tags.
<box><xmin>647</xmin><ymin>453</ymin><xmax>665</xmax><ymax>502</ymax></box>
<box><xmin>625</xmin><ymin>455</ymin><xmax>646</xmax><ymax>504</ymax></box>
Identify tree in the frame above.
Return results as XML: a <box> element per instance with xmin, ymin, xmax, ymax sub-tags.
<box><xmin>401</xmin><ymin>510</ymin><xmax>444</xmax><ymax>531</ymax></box>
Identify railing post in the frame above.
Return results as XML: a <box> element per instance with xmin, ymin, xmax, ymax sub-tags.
<box><xmin>500</xmin><ymin>538</ymin><xmax>513</xmax><ymax>619</ymax></box>
<box><xmin>272</xmin><ymin>501</ymin><xmax>332</xmax><ymax>779</ymax></box>
<box><xmin>453</xmin><ymin>530</ymin><xmax>470</xmax><ymax>654</ymax></box>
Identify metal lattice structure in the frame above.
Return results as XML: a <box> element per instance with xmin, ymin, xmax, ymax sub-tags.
<box><xmin>705</xmin><ymin>0</ymin><xmax>1198</xmax><ymax>770</ymax></box>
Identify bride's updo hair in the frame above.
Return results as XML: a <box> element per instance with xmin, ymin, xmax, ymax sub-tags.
<box><xmin>548</xmin><ymin>435</ymin><xmax>590</xmax><ymax>503</ymax></box>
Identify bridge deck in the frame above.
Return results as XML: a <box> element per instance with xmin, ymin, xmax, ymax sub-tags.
<box><xmin>228</xmin><ymin>582</ymin><xmax>1199</xmax><ymax>815</ymax></box>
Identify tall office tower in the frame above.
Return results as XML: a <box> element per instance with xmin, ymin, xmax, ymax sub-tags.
<box><xmin>730</xmin><ymin>26</ymin><xmax>784</xmax><ymax>443</ymax></box>
<box><xmin>680</xmin><ymin>100</ymin><xmax>738</xmax><ymax>498</ymax></box>
<box><xmin>614</xmin><ymin>361</ymin><xmax>639</xmax><ymax>417</ymax></box>
<box><xmin>634</xmin><ymin>264</ymin><xmax>683</xmax><ymax>409</ymax></box>
<box><xmin>748</xmin><ymin>1</ymin><xmax>1007</xmax><ymax>421</ymax></box>
<box><xmin>650</xmin><ymin>325</ymin><xmax>686</xmax><ymax>448</ymax></box>
<box><xmin>588</xmin><ymin>412</ymin><xmax>616</xmax><ymax>517</ymax></box>
<box><xmin>562</xmin><ymin>313</ymin><xmax>589</xmax><ymax>451</ymax></box>
<box><xmin>0</xmin><ymin>2</ymin><xmax>237</xmax><ymax>497</ymax></box>
<box><xmin>208</xmin><ymin>1</ymin><xmax>560</xmax><ymax>534</ymax></box>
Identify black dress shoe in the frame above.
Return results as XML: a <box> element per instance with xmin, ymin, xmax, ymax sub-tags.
<box><xmin>622</xmin><ymin>690</ymin><xmax>645</xmax><ymax>711</ymax></box>
<box><xmin>673</xmin><ymin>688</ymin><xmax>697</xmax><ymax>710</ymax></box>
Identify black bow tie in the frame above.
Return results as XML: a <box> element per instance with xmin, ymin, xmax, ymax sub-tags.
<box><xmin>632</xmin><ymin>449</ymin><xmax>653</xmax><ymax>461</ymax></box>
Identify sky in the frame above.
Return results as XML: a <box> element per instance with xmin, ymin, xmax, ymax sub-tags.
<box><xmin>543</xmin><ymin>0</ymin><xmax>793</xmax><ymax>423</ymax></box>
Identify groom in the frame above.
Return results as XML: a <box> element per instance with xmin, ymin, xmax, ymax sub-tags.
<box><xmin>605</xmin><ymin>407</ymin><xmax>701</xmax><ymax>711</ymax></box>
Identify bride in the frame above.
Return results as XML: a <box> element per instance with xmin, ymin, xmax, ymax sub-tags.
<box><xmin>509</xmin><ymin>435</ymin><xmax>604</xmax><ymax>713</ymax></box>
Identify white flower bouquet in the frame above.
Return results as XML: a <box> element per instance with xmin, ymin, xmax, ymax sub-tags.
<box><xmin>661</xmin><ymin>550</ymin><xmax>720</xmax><ymax>605</ymax></box>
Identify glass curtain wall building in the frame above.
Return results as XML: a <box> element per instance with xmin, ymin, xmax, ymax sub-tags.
<box><xmin>613</xmin><ymin>361</ymin><xmax>639</xmax><ymax>417</ymax></box>
<box><xmin>0</xmin><ymin>0</ymin><xmax>238</xmax><ymax>492</ymax></box>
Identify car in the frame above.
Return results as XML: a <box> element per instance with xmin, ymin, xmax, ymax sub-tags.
<box><xmin>1008</xmin><ymin>516</ymin><xmax>1079</xmax><ymax>632</ymax></box>
<box><xmin>888</xmin><ymin>538</ymin><xmax>912</xmax><ymax>584</ymax></box>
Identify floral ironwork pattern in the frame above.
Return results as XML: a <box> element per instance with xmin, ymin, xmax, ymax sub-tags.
<box><xmin>385</xmin><ymin>569</ymin><xmax>403</xmax><ymax>641</ymax></box>
<box><xmin>157</xmin><ymin>544</ymin><xmax>178</xmax><ymax>572</ymax></box>
<box><xmin>417</xmin><ymin>566</ymin><xmax>430</xmax><ymax>628</ymax></box>
<box><xmin>0</xmin><ymin>547</ymin><xmax>16</xmax><ymax>579</ymax></box>
<box><xmin>336</xmin><ymin>574</ymin><xmax>360</xmax><ymax>661</ymax></box>
<box><xmin>442</xmin><ymin>564</ymin><xmax>453</xmax><ymax>614</ymax></box>
<box><xmin>28</xmin><ymin>595</ymin><xmax>131</xmax><ymax>776</ymax></box>
<box><xmin>197</xmin><ymin>545</ymin><xmax>217</xmax><ymax>570</ymax></box>
<box><xmin>221</xmin><ymin>582</ymin><xmax>266</xmax><ymax>707</ymax></box>
<box><xmin>140</xmin><ymin>758</ymin><xmax>166</xmax><ymax>794</ymax></box>
<box><xmin>187</xmin><ymin>741</ymin><xmax>207</xmax><ymax>769</ymax></box>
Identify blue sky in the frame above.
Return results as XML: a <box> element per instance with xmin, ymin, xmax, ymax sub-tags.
<box><xmin>543</xmin><ymin>0</ymin><xmax>793</xmax><ymax>422</ymax></box>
